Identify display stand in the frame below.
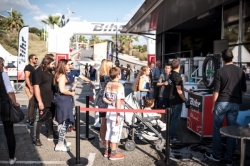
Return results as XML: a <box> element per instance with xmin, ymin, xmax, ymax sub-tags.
<box><xmin>187</xmin><ymin>92</ymin><xmax>214</xmax><ymax>137</ymax></box>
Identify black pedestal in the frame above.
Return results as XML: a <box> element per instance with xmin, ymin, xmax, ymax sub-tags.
<box><xmin>67</xmin><ymin>157</ymin><xmax>88</xmax><ymax>166</ymax></box>
<box><xmin>155</xmin><ymin>159</ymin><xmax>176</xmax><ymax>166</ymax></box>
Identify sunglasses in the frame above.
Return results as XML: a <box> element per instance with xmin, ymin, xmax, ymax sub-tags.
<box><xmin>34</xmin><ymin>58</ymin><xmax>38</xmax><ymax>60</ymax></box>
<box><xmin>71</xmin><ymin>63</ymin><xmax>74</xmax><ymax>65</ymax></box>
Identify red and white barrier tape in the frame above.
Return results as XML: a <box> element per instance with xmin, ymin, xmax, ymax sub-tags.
<box><xmin>79</xmin><ymin>107</ymin><xmax>165</xmax><ymax>113</ymax></box>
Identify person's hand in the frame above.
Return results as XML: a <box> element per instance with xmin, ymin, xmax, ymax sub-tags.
<box><xmin>38</xmin><ymin>102</ymin><xmax>44</xmax><ymax>111</ymax></box>
<box><xmin>149</xmin><ymin>88</ymin><xmax>153</xmax><ymax>93</ymax></box>
<box><xmin>29</xmin><ymin>88</ymin><xmax>34</xmax><ymax>94</ymax></box>
<box><xmin>13</xmin><ymin>102</ymin><xmax>20</xmax><ymax>108</ymax></box>
<box><xmin>116</xmin><ymin>116</ymin><xmax>121</xmax><ymax>126</ymax></box>
<box><xmin>89</xmin><ymin>82</ymin><xmax>95</xmax><ymax>90</ymax></box>
<box><xmin>71</xmin><ymin>92</ymin><xmax>75</xmax><ymax>97</ymax></box>
<box><xmin>111</xmin><ymin>102</ymin><xmax>115</xmax><ymax>107</ymax></box>
<box><xmin>164</xmin><ymin>81</ymin><xmax>168</xmax><ymax>85</ymax></box>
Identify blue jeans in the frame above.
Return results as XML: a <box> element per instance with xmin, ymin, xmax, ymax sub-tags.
<box><xmin>170</xmin><ymin>103</ymin><xmax>183</xmax><ymax>138</ymax></box>
<box><xmin>159</xmin><ymin>97</ymin><xmax>170</xmax><ymax>109</ymax></box>
<box><xmin>212</xmin><ymin>102</ymin><xmax>239</xmax><ymax>160</ymax></box>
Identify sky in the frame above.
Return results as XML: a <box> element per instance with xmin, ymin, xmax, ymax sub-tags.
<box><xmin>0</xmin><ymin>0</ymin><xmax>147</xmax><ymax>44</ymax></box>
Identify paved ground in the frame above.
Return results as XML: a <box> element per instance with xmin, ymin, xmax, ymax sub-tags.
<box><xmin>0</xmin><ymin>81</ymin><xmax>250</xmax><ymax>166</ymax></box>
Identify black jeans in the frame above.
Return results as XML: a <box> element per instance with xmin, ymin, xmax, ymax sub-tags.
<box><xmin>36</xmin><ymin>107</ymin><xmax>54</xmax><ymax>139</ymax></box>
<box><xmin>153</xmin><ymin>82</ymin><xmax>159</xmax><ymax>108</ymax></box>
<box><xmin>2</xmin><ymin>121</ymin><xmax>16</xmax><ymax>158</ymax></box>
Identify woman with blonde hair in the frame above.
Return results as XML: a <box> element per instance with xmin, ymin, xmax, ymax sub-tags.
<box><xmin>132</xmin><ymin>66</ymin><xmax>153</xmax><ymax>108</ymax></box>
<box><xmin>98</xmin><ymin>59</ymin><xmax>113</xmax><ymax>145</ymax></box>
<box><xmin>53</xmin><ymin>59</ymin><xmax>75</xmax><ymax>151</ymax></box>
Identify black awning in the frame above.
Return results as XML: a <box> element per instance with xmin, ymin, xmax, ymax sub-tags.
<box><xmin>122</xmin><ymin>0</ymin><xmax>231</xmax><ymax>35</ymax></box>
<box><xmin>121</xmin><ymin>0</ymin><xmax>163</xmax><ymax>34</ymax></box>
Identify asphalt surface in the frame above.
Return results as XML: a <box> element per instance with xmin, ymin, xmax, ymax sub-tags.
<box><xmin>1</xmin><ymin>52</ymin><xmax>250</xmax><ymax>165</ymax></box>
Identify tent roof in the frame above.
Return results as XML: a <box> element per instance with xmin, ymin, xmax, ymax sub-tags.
<box><xmin>0</xmin><ymin>44</ymin><xmax>15</xmax><ymax>61</ymax></box>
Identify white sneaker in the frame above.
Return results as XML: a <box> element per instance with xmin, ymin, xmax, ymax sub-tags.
<box><xmin>66</xmin><ymin>142</ymin><xmax>71</xmax><ymax>146</ymax></box>
<box><xmin>55</xmin><ymin>144</ymin><xmax>70</xmax><ymax>152</ymax></box>
<box><xmin>9</xmin><ymin>157</ymin><xmax>16</xmax><ymax>165</ymax></box>
<box><xmin>160</xmin><ymin>124</ymin><xmax>166</xmax><ymax>131</ymax></box>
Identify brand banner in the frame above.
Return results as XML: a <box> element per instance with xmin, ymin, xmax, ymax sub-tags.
<box><xmin>17</xmin><ymin>26</ymin><xmax>29</xmax><ymax>80</ymax></box>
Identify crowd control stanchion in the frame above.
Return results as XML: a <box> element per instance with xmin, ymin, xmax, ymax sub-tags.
<box><xmin>155</xmin><ymin>107</ymin><xmax>174</xmax><ymax>166</ymax></box>
<box><xmin>67</xmin><ymin>106</ymin><xmax>87</xmax><ymax>166</ymax></box>
<box><xmin>80</xmin><ymin>96</ymin><xmax>95</xmax><ymax>140</ymax></box>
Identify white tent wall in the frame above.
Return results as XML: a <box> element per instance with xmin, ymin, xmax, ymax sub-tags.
<box><xmin>0</xmin><ymin>44</ymin><xmax>16</xmax><ymax>62</ymax></box>
<box><xmin>232</xmin><ymin>45</ymin><xmax>250</xmax><ymax>63</ymax></box>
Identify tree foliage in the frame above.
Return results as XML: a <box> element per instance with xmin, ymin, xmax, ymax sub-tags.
<box><xmin>0</xmin><ymin>9</ymin><xmax>24</xmax><ymax>32</ymax></box>
<box><xmin>42</xmin><ymin>15</ymin><xmax>61</xmax><ymax>29</ymax></box>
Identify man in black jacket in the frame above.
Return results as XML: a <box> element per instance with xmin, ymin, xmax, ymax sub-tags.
<box><xmin>205</xmin><ymin>49</ymin><xmax>247</xmax><ymax>166</ymax></box>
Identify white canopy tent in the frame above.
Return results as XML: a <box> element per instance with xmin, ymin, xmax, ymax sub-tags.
<box><xmin>0</xmin><ymin>44</ymin><xmax>18</xmax><ymax>67</ymax></box>
<box><xmin>232</xmin><ymin>45</ymin><xmax>250</xmax><ymax>63</ymax></box>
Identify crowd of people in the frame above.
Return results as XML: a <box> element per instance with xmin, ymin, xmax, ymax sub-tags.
<box><xmin>0</xmin><ymin>49</ymin><xmax>247</xmax><ymax>165</ymax></box>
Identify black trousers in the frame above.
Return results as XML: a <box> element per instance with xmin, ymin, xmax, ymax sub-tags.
<box><xmin>2</xmin><ymin>121</ymin><xmax>16</xmax><ymax>158</ymax></box>
<box><xmin>153</xmin><ymin>82</ymin><xmax>160</xmax><ymax>108</ymax></box>
<box><xmin>36</xmin><ymin>107</ymin><xmax>53</xmax><ymax>139</ymax></box>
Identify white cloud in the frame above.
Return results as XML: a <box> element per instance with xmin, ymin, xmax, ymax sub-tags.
<box><xmin>45</xmin><ymin>4</ymin><xmax>57</xmax><ymax>9</ymax></box>
<box><xmin>0</xmin><ymin>0</ymin><xmax>41</xmax><ymax>15</ymax></box>
<box><xmin>33</xmin><ymin>14</ymin><xmax>48</xmax><ymax>22</ymax></box>
<box><xmin>70</xmin><ymin>16</ymin><xmax>82</xmax><ymax>21</ymax></box>
<box><xmin>0</xmin><ymin>0</ymin><xmax>45</xmax><ymax>27</ymax></box>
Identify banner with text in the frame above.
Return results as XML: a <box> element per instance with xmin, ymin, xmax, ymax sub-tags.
<box><xmin>17</xmin><ymin>26</ymin><xmax>29</xmax><ymax>80</ymax></box>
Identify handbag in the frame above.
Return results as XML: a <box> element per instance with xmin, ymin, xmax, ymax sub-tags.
<box><xmin>0</xmin><ymin>72</ymin><xmax>24</xmax><ymax>123</ymax></box>
<box><xmin>94</xmin><ymin>75</ymin><xmax>111</xmax><ymax>108</ymax></box>
<box><xmin>97</xmin><ymin>89</ymin><xmax>108</xmax><ymax>108</ymax></box>
<box><xmin>9</xmin><ymin>100</ymin><xmax>25</xmax><ymax>123</ymax></box>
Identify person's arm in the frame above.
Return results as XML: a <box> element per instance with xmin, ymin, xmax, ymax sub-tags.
<box><xmin>242</xmin><ymin>71</ymin><xmax>247</xmax><ymax>93</ymax></box>
<box><xmin>8</xmin><ymin>92</ymin><xmax>19</xmax><ymax>107</ymax></box>
<box><xmin>79</xmin><ymin>75</ymin><xmax>91</xmax><ymax>83</ymax></box>
<box><xmin>34</xmin><ymin>84</ymin><xmax>44</xmax><ymax>111</ymax></box>
<box><xmin>183</xmin><ymin>88</ymin><xmax>192</xmax><ymax>93</ymax></box>
<box><xmin>212</xmin><ymin>91</ymin><xmax>219</xmax><ymax>113</ymax></box>
<box><xmin>24</xmin><ymin>70</ymin><xmax>33</xmax><ymax>93</ymax></box>
<box><xmin>2</xmin><ymin>72</ymin><xmax>19</xmax><ymax>107</ymax></box>
<box><xmin>33</xmin><ymin>69</ymin><xmax>44</xmax><ymax>112</ymax></box>
<box><xmin>58</xmin><ymin>75</ymin><xmax>75</xmax><ymax>96</ymax></box>
<box><xmin>157</xmin><ymin>74</ymin><xmax>166</xmax><ymax>86</ymax></box>
<box><xmin>176</xmin><ymin>85</ymin><xmax>187</xmax><ymax>102</ymax></box>
<box><xmin>115</xmin><ymin>86</ymin><xmax>125</xmax><ymax>125</ymax></box>
<box><xmin>212</xmin><ymin>70</ymin><xmax>220</xmax><ymax>112</ymax></box>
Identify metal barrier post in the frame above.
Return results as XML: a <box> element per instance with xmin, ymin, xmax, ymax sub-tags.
<box><xmin>155</xmin><ymin>107</ymin><xmax>173</xmax><ymax>165</ymax></box>
<box><xmin>67</xmin><ymin>106</ymin><xmax>87</xmax><ymax>165</ymax></box>
<box><xmin>80</xmin><ymin>96</ymin><xmax>95</xmax><ymax>140</ymax></box>
<box><xmin>76</xmin><ymin>106</ymin><xmax>80</xmax><ymax>163</ymax></box>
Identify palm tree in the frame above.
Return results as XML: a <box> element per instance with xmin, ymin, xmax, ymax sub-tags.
<box><xmin>79</xmin><ymin>35</ymin><xmax>87</xmax><ymax>43</ymax></box>
<box><xmin>89</xmin><ymin>35</ymin><xmax>101</xmax><ymax>45</ymax></box>
<box><xmin>42</xmin><ymin>15</ymin><xmax>61</xmax><ymax>29</ymax></box>
<box><xmin>128</xmin><ymin>35</ymin><xmax>139</xmax><ymax>55</ymax></box>
<box><xmin>7</xmin><ymin>9</ymin><xmax>24</xmax><ymax>31</ymax></box>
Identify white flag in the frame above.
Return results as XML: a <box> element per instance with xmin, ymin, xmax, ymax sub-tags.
<box><xmin>17</xmin><ymin>26</ymin><xmax>29</xmax><ymax>80</ymax></box>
